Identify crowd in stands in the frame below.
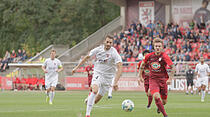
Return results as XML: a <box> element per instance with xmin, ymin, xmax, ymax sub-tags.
<box><xmin>113</xmin><ymin>20</ymin><xmax>210</xmax><ymax>63</ymax></box>
<box><xmin>0</xmin><ymin>49</ymin><xmax>28</xmax><ymax>72</ymax></box>
<box><xmin>13</xmin><ymin>77</ymin><xmax>45</xmax><ymax>91</ymax></box>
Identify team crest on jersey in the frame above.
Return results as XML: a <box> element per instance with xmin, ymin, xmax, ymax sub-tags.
<box><xmin>151</xmin><ymin>62</ymin><xmax>161</xmax><ymax>70</ymax></box>
<box><xmin>106</xmin><ymin>54</ymin><xmax>110</xmax><ymax>58</ymax></box>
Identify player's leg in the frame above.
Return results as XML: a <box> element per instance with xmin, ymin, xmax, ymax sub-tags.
<box><xmin>86</xmin><ymin>84</ymin><xmax>99</xmax><ymax>117</ymax></box>
<box><xmin>45</xmin><ymin>82</ymin><xmax>51</xmax><ymax>103</ymax></box>
<box><xmin>86</xmin><ymin>73</ymin><xmax>100</xmax><ymax>117</ymax></box>
<box><xmin>108</xmin><ymin>78</ymin><xmax>114</xmax><ymax>99</ymax></box>
<box><xmin>186</xmin><ymin>80</ymin><xmax>189</xmax><ymax>94</ymax></box>
<box><xmin>190</xmin><ymin>81</ymin><xmax>194</xmax><ymax>94</ymax></box>
<box><xmin>147</xmin><ymin>90</ymin><xmax>153</xmax><ymax>109</ymax></box>
<box><xmin>145</xmin><ymin>81</ymin><xmax>152</xmax><ymax>109</ymax></box>
<box><xmin>201</xmin><ymin>84</ymin><xmax>206</xmax><ymax>102</ymax></box>
<box><xmin>156</xmin><ymin>79</ymin><xmax>168</xmax><ymax>117</ymax></box>
<box><xmin>153</xmin><ymin>92</ymin><xmax>168</xmax><ymax>117</ymax></box>
<box><xmin>49</xmin><ymin>86</ymin><xmax>56</xmax><ymax>104</ymax></box>
<box><xmin>84</xmin><ymin>80</ymin><xmax>92</xmax><ymax>104</ymax></box>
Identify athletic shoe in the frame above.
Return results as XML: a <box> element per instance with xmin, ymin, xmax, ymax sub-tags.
<box><xmin>157</xmin><ymin>108</ymin><xmax>161</xmax><ymax>114</ymax></box>
<box><xmin>201</xmin><ymin>99</ymin><xmax>204</xmax><ymax>102</ymax></box>
<box><xmin>108</xmin><ymin>96</ymin><xmax>112</xmax><ymax>99</ymax></box>
<box><xmin>84</xmin><ymin>97</ymin><xmax>88</xmax><ymax>104</ymax></box>
<box><xmin>85</xmin><ymin>115</ymin><xmax>90</xmax><ymax>117</ymax></box>
<box><xmin>146</xmin><ymin>105</ymin><xmax>151</xmax><ymax>109</ymax></box>
<box><xmin>49</xmin><ymin>101</ymin><xmax>53</xmax><ymax>105</ymax></box>
<box><xmin>46</xmin><ymin>96</ymin><xmax>49</xmax><ymax>103</ymax></box>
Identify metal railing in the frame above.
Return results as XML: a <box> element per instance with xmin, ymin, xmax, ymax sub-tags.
<box><xmin>58</xmin><ymin>16</ymin><xmax>122</xmax><ymax>62</ymax></box>
<box><xmin>63</xmin><ymin>61</ymin><xmax>210</xmax><ymax>78</ymax></box>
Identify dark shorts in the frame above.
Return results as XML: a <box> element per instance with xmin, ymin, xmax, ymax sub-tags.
<box><xmin>144</xmin><ymin>78</ymin><xmax>149</xmax><ymax>93</ymax></box>
<box><xmin>187</xmin><ymin>80</ymin><xmax>193</xmax><ymax>87</ymax></box>
<box><xmin>149</xmin><ymin>78</ymin><xmax>168</xmax><ymax>100</ymax></box>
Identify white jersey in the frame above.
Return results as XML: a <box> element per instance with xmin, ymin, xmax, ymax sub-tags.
<box><xmin>89</xmin><ymin>45</ymin><xmax>122</xmax><ymax>76</ymax></box>
<box><xmin>195</xmin><ymin>63</ymin><xmax>210</xmax><ymax>79</ymax></box>
<box><xmin>42</xmin><ymin>58</ymin><xmax>62</xmax><ymax>81</ymax></box>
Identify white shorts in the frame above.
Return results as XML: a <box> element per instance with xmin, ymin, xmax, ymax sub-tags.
<box><xmin>197</xmin><ymin>77</ymin><xmax>208</xmax><ymax>88</ymax></box>
<box><xmin>45</xmin><ymin>78</ymin><xmax>58</xmax><ymax>89</ymax></box>
<box><xmin>91</xmin><ymin>72</ymin><xmax>114</xmax><ymax>96</ymax></box>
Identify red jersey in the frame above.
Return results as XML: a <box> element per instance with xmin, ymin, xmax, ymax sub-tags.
<box><xmin>143</xmin><ymin>52</ymin><xmax>173</xmax><ymax>79</ymax></box>
<box><xmin>85</xmin><ymin>65</ymin><xmax>94</xmax><ymax>78</ymax></box>
<box><xmin>138</xmin><ymin>61</ymin><xmax>150</xmax><ymax>80</ymax></box>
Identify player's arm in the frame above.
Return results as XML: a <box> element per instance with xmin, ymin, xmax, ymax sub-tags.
<box><xmin>42</xmin><ymin>60</ymin><xmax>48</xmax><ymax>73</ymax></box>
<box><xmin>113</xmin><ymin>62</ymin><xmax>123</xmax><ymax>91</ymax></box>
<box><xmin>163</xmin><ymin>53</ymin><xmax>174</xmax><ymax>85</ymax></box>
<box><xmin>72</xmin><ymin>55</ymin><xmax>90</xmax><ymax>74</ymax></box>
<box><xmin>167</xmin><ymin>64</ymin><xmax>175</xmax><ymax>85</ymax></box>
<box><xmin>138</xmin><ymin>61</ymin><xmax>146</xmax><ymax>83</ymax></box>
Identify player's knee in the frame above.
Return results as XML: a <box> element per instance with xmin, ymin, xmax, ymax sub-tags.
<box><xmin>162</xmin><ymin>99</ymin><xmax>167</xmax><ymax>105</ymax></box>
<box><xmin>153</xmin><ymin>93</ymin><xmax>160</xmax><ymax>99</ymax></box>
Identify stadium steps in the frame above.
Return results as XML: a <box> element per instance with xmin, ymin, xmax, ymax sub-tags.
<box><xmin>58</xmin><ymin>16</ymin><xmax>122</xmax><ymax>76</ymax></box>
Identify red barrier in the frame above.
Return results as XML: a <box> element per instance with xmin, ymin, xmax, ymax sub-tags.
<box><xmin>65</xmin><ymin>77</ymin><xmax>145</xmax><ymax>91</ymax></box>
<box><xmin>65</xmin><ymin>77</ymin><xmax>89</xmax><ymax>90</ymax></box>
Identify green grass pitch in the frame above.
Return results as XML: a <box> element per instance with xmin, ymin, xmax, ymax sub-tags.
<box><xmin>0</xmin><ymin>91</ymin><xmax>209</xmax><ymax>117</ymax></box>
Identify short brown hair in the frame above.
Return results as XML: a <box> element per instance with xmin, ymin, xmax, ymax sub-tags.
<box><xmin>105</xmin><ymin>35</ymin><xmax>114</xmax><ymax>40</ymax></box>
<box><xmin>51</xmin><ymin>49</ymin><xmax>56</xmax><ymax>53</ymax></box>
<box><xmin>153</xmin><ymin>38</ymin><xmax>163</xmax><ymax>45</ymax></box>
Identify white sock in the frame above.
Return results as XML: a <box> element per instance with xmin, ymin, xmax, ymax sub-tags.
<box><xmin>49</xmin><ymin>91</ymin><xmax>53</xmax><ymax>102</ymax></box>
<box><xmin>108</xmin><ymin>87</ymin><xmax>113</xmax><ymax>97</ymax></box>
<box><xmin>52</xmin><ymin>91</ymin><xmax>55</xmax><ymax>101</ymax></box>
<box><xmin>201</xmin><ymin>90</ymin><xmax>205</xmax><ymax>100</ymax></box>
<box><xmin>46</xmin><ymin>92</ymin><xmax>49</xmax><ymax>97</ymax></box>
<box><xmin>86</xmin><ymin>92</ymin><xmax>96</xmax><ymax>116</ymax></box>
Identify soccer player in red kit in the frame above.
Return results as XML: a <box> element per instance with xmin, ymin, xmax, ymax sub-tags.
<box><xmin>84</xmin><ymin>61</ymin><xmax>94</xmax><ymax>103</ymax></box>
<box><xmin>85</xmin><ymin>61</ymin><xmax>94</xmax><ymax>88</ymax></box>
<box><xmin>139</xmin><ymin>38</ymin><xmax>175</xmax><ymax>117</ymax></box>
<box><xmin>137</xmin><ymin>50</ymin><xmax>153</xmax><ymax>109</ymax></box>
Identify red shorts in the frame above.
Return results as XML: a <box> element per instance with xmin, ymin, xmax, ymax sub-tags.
<box><xmin>144</xmin><ymin>78</ymin><xmax>149</xmax><ymax>93</ymax></box>
<box><xmin>149</xmin><ymin>78</ymin><xmax>168</xmax><ymax>100</ymax></box>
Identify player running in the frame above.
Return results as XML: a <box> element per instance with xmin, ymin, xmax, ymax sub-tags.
<box><xmin>139</xmin><ymin>38</ymin><xmax>175</xmax><ymax>117</ymax></box>
<box><xmin>42</xmin><ymin>50</ymin><xmax>63</xmax><ymax>105</ymax></box>
<box><xmin>137</xmin><ymin>50</ymin><xmax>153</xmax><ymax>109</ymax></box>
<box><xmin>195</xmin><ymin>56</ymin><xmax>210</xmax><ymax>102</ymax></box>
<box><xmin>84</xmin><ymin>61</ymin><xmax>94</xmax><ymax>103</ymax></box>
<box><xmin>72</xmin><ymin>35</ymin><xmax>122</xmax><ymax>117</ymax></box>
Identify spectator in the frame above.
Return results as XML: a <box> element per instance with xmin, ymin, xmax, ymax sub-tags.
<box><xmin>10</xmin><ymin>50</ymin><xmax>17</xmax><ymax>63</ymax></box>
<box><xmin>1</xmin><ymin>57</ymin><xmax>8</xmax><ymax>72</ymax></box>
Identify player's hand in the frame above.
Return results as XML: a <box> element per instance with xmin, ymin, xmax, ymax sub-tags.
<box><xmin>71</xmin><ymin>68</ymin><xmax>77</xmax><ymax>75</ymax></box>
<box><xmin>113</xmin><ymin>84</ymin><xmax>119</xmax><ymax>91</ymax></box>
<box><xmin>139</xmin><ymin>77</ymin><xmax>144</xmax><ymax>83</ymax></box>
<box><xmin>44</xmin><ymin>70</ymin><xmax>48</xmax><ymax>73</ymax></box>
<box><xmin>166</xmin><ymin>78</ymin><xmax>172</xmax><ymax>85</ymax></box>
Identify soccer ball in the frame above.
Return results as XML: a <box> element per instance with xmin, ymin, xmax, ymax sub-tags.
<box><xmin>122</xmin><ymin>99</ymin><xmax>134</xmax><ymax>112</ymax></box>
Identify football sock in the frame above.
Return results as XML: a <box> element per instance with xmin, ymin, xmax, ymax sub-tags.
<box><xmin>49</xmin><ymin>91</ymin><xmax>52</xmax><ymax>102</ymax></box>
<box><xmin>155</xmin><ymin>98</ymin><xmax>167</xmax><ymax>116</ymax></box>
<box><xmin>108</xmin><ymin>87</ymin><xmax>113</xmax><ymax>97</ymax></box>
<box><xmin>52</xmin><ymin>91</ymin><xmax>55</xmax><ymax>102</ymax></box>
<box><xmin>86</xmin><ymin>92</ymin><xmax>96</xmax><ymax>116</ymax></box>
<box><xmin>201</xmin><ymin>90</ymin><xmax>205</xmax><ymax>100</ymax></box>
<box><xmin>147</xmin><ymin>96</ymin><xmax>153</xmax><ymax>107</ymax></box>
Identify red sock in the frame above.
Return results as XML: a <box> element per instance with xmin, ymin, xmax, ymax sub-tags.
<box><xmin>155</xmin><ymin>98</ymin><xmax>167</xmax><ymax>116</ymax></box>
<box><xmin>147</xmin><ymin>96</ymin><xmax>153</xmax><ymax>107</ymax></box>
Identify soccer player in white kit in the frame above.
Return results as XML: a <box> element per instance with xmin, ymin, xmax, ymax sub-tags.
<box><xmin>195</xmin><ymin>56</ymin><xmax>210</xmax><ymax>102</ymax></box>
<box><xmin>72</xmin><ymin>35</ymin><xmax>122</xmax><ymax>117</ymax></box>
<box><xmin>42</xmin><ymin>50</ymin><xmax>63</xmax><ymax>105</ymax></box>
